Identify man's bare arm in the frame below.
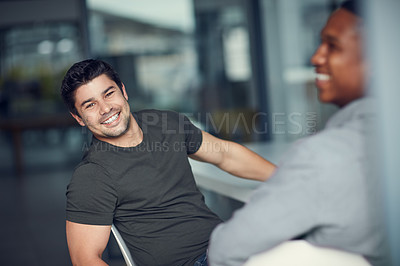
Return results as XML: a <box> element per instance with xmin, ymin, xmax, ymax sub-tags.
<box><xmin>66</xmin><ymin>221</ymin><xmax>111</xmax><ymax>266</ymax></box>
<box><xmin>189</xmin><ymin>131</ymin><xmax>276</xmax><ymax>181</ymax></box>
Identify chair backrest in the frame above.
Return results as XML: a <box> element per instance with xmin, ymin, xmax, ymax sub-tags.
<box><xmin>111</xmin><ymin>224</ymin><xmax>136</xmax><ymax>266</ymax></box>
<box><xmin>244</xmin><ymin>240</ymin><xmax>372</xmax><ymax>266</ymax></box>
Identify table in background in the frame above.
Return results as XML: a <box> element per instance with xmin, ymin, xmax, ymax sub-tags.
<box><xmin>0</xmin><ymin>113</ymin><xmax>77</xmax><ymax>176</ymax></box>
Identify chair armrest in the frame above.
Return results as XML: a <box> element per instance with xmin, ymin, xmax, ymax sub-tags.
<box><xmin>111</xmin><ymin>224</ymin><xmax>136</xmax><ymax>266</ymax></box>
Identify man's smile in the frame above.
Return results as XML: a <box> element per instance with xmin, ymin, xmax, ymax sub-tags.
<box><xmin>101</xmin><ymin>112</ymin><xmax>120</xmax><ymax>125</ymax></box>
<box><xmin>315</xmin><ymin>73</ymin><xmax>330</xmax><ymax>81</ymax></box>
<box><xmin>315</xmin><ymin>72</ymin><xmax>331</xmax><ymax>90</ymax></box>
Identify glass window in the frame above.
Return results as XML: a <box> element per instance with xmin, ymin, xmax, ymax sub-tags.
<box><xmin>87</xmin><ymin>0</ymin><xmax>263</xmax><ymax>142</ymax></box>
<box><xmin>261</xmin><ymin>0</ymin><xmax>339</xmax><ymax>141</ymax></box>
<box><xmin>86</xmin><ymin>0</ymin><xmax>198</xmax><ymax>111</ymax></box>
<box><xmin>0</xmin><ymin>0</ymin><xmax>87</xmax><ymax>174</ymax></box>
<box><xmin>193</xmin><ymin>0</ymin><xmax>261</xmax><ymax>142</ymax></box>
<box><xmin>0</xmin><ymin>23</ymin><xmax>84</xmax><ymax>117</ymax></box>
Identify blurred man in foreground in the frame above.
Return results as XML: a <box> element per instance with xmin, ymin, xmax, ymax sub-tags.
<box><xmin>209</xmin><ymin>1</ymin><xmax>387</xmax><ymax>265</ymax></box>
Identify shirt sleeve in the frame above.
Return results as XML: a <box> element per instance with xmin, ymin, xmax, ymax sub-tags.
<box><xmin>208</xmin><ymin>139</ymin><xmax>322</xmax><ymax>266</ymax></box>
<box><xmin>179</xmin><ymin>113</ymin><xmax>203</xmax><ymax>155</ymax></box>
<box><xmin>66</xmin><ymin>163</ymin><xmax>117</xmax><ymax>225</ymax></box>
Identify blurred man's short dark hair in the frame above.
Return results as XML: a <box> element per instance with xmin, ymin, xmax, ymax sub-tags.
<box><xmin>340</xmin><ymin>0</ymin><xmax>362</xmax><ymax>18</ymax></box>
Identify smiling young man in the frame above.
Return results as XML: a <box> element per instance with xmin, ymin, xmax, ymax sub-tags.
<box><xmin>61</xmin><ymin>59</ymin><xmax>276</xmax><ymax>266</ymax></box>
<box><xmin>208</xmin><ymin>1</ymin><xmax>387</xmax><ymax>266</ymax></box>
<box><xmin>312</xmin><ymin>1</ymin><xmax>366</xmax><ymax>107</ymax></box>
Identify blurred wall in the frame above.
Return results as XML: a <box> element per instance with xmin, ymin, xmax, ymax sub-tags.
<box><xmin>366</xmin><ymin>0</ymin><xmax>400</xmax><ymax>265</ymax></box>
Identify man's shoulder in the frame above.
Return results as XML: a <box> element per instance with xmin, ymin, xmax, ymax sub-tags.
<box><xmin>290</xmin><ymin>125</ymin><xmax>365</xmax><ymax>166</ymax></box>
<box><xmin>71</xmin><ymin>159</ymin><xmax>110</xmax><ymax>183</ymax></box>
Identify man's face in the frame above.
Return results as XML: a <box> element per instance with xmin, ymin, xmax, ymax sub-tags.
<box><xmin>311</xmin><ymin>8</ymin><xmax>366</xmax><ymax>107</ymax></box>
<box><xmin>71</xmin><ymin>74</ymin><xmax>132</xmax><ymax>141</ymax></box>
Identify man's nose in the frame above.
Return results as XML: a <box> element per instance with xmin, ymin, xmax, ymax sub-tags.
<box><xmin>99</xmin><ymin>101</ymin><xmax>112</xmax><ymax>115</ymax></box>
<box><xmin>310</xmin><ymin>44</ymin><xmax>326</xmax><ymax>66</ymax></box>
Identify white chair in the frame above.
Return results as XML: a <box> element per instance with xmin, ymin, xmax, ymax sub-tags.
<box><xmin>244</xmin><ymin>240</ymin><xmax>371</xmax><ymax>266</ymax></box>
<box><xmin>111</xmin><ymin>224</ymin><xmax>136</xmax><ymax>266</ymax></box>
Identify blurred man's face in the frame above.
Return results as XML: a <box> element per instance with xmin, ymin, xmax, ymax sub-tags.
<box><xmin>311</xmin><ymin>8</ymin><xmax>366</xmax><ymax>107</ymax></box>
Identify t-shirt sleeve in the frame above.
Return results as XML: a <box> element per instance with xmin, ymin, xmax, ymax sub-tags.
<box><xmin>180</xmin><ymin>113</ymin><xmax>203</xmax><ymax>154</ymax></box>
<box><xmin>66</xmin><ymin>163</ymin><xmax>117</xmax><ymax>225</ymax></box>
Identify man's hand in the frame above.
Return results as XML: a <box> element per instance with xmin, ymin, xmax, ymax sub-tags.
<box><xmin>66</xmin><ymin>221</ymin><xmax>111</xmax><ymax>266</ymax></box>
<box><xmin>189</xmin><ymin>131</ymin><xmax>276</xmax><ymax>181</ymax></box>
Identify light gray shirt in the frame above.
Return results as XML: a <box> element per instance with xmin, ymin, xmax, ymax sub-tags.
<box><xmin>208</xmin><ymin>98</ymin><xmax>387</xmax><ymax>266</ymax></box>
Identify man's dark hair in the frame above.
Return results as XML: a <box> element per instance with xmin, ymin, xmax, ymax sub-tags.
<box><xmin>60</xmin><ymin>59</ymin><xmax>123</xmax><ymax>116</ymax></box>
<box><xmin>340</xmin><ymin>0</ymin><xmax>362</xmax><ymax>18</ymax></box>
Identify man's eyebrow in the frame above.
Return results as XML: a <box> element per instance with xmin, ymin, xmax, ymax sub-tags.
<box><xmin>321</xmin><ymin>31</ymin><xmax>340</xmax><ymax>43</ymax></box>
<box><xmin>102</xmin><ymin>86</ymin><xmax>115</xmax><ymax>95</ymax></box>
<box><xmin>80</xmin><ymin>97</ymin><xmax>95</xmax><ymax>108</ymax></box>
<box><xmin>325</xmin><ymin>35</ymin><xmax>340</xmax><ymax>42</ymax></box>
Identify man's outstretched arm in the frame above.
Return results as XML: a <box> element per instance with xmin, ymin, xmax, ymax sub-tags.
<box><xmin>189</xmin><ymin>131</ymin><xmax>276</xmax><ymax>181</ymax></box>
<box><xmin>66</xmin><ymin>221</ymin><xmax>111</xmax><ymax>266</ymax></box>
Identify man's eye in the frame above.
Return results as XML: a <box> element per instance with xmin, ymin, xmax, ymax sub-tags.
<box><xmin>327</xmin><ymin>42</ymin><xmax>338</xmax><ymax>50</ymax></box>
<box><xmin>86</xmin><ymin>103</ymin><xmax>95</xmax><ymax>109</ymax></box>
<box><xmin>106</xmin><ymin>91</ymin><xmax>114</xmax><ymax>97</ymax></box>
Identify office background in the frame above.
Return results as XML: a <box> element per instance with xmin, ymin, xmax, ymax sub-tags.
<box><xmin>0</xmin><ymin>0</ymin><xmax>398</xmax><ymax>265</ymax></box>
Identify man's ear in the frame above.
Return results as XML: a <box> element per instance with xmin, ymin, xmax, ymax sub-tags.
<box><xmin>70</xmin><ymin>112</ymin><xmax>86</xmax><ymax>127</ymax></box>
<box><xmin>121</xmin><ymin>83</ymin><xmax>128</xmax><ymax>101</ymax></box>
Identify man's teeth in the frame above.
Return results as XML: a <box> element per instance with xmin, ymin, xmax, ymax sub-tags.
<box><xmin>103</xmin><ymin>113</ymin><xmax>119</xmax><ymax>124</ymax></box>
<box><xmin>316</xmin><ymin>73</ymin><xmax>330</xmax><ymax>81</ymax></box>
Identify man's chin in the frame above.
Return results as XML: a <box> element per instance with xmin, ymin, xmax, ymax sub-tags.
<box><xmin>112</xmin><ymin>122</ymin><xmax>131</xmax><ymax>138</ymax></box>
<box><xmin>104</xmin><ymin>127</ymin><xmax>129</xmax><ymax>138</ymax></box>
<box><xmin>91</xmin><ymin>113</ymin><xmax>131</xmax><ymax>139</ymax></box>
<box><xmin>317</xmin><ymin>91</ymin><xmax>333</xmax><ymax>104</ymax></box>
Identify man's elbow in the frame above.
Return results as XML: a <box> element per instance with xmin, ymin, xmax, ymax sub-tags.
<box><xmin>69</xmin><ymin>254</ymin><xmax>82</xmax><ymax>266</ymax></box>
<box><xmin>70</xmin><ymin>255</ymin><xmax>84</xmax><ymax>266</ymax></box>
<box><xmin>69</xmin><ymin>253</ymin><xmax>86</xmax><ymax>266</ymax></box>
<box><xmin>69</xmin><ymin>251</ymin><xmax>105</xmax><ymax>266</ymax></box>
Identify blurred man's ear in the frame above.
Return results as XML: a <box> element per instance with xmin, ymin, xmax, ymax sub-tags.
<box><xmin>70</xmin><ymin>112</ymin><xmax>86</xmax><ymax>127</ymax></box>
